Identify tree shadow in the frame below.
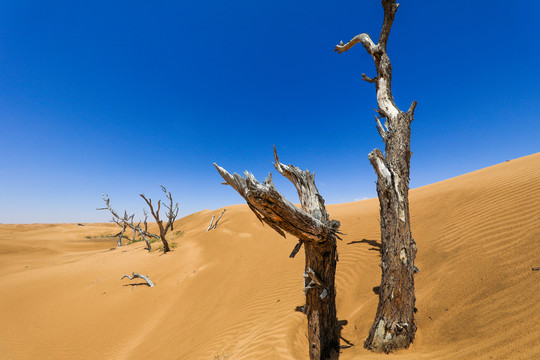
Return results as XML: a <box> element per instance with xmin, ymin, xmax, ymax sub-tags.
<box><xmin>293</xmin><ymin>308</ymin><xmax>354</xmax><ymax>356</ymax></box>
<box><xmin>372</xmin><ymin>286</ymin><xmax>380</xmax><ymax>295</ymax></box>
<box><xmin>346</xmin><ymin>238</ymin><xmax>381</xmax><ymax>253</ymax></box>
<box><xmin>338</xmin><ymin>319</ymin><xmax>355</xmax><ymax>350</ymax></box>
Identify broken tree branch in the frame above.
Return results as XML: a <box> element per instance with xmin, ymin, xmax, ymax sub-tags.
<box><xmin>362</xmin><ymin>74</ymin><xmax>377</xmax><ymax>83</ymax></box>
<box><xmin>214</xmin><ymin>164</ymin><xmax>330</xmax><ymax>243</ymax></box>
<box><xmin>289</xmin><ymin>240</ymin><xmax>303</xmax><ymax>258</ymax></box>
<box><xmin>334</xmin><ymin>34</ymin><xmax>376</xmax><ymax>55</ymax></box>
<box><xmin>213</xmin><ymin>209</ymin><xmax>226</xmax><ymax>229</ymax></box>
<box><xmin>121</xmin><ymin>272</ymin><xmax>155</xmax><ymax>287</ymax></box>
<box><xmin>206</xmin><ymin>215</ymin><xmax>215</xmax><ymax>232</ymax></box>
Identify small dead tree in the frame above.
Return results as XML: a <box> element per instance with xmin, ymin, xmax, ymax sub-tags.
<box><xmin>215</xmin><ymin>148</ymin><xmax>342</xmax><ymax>360</ymax></box>
<box><xmin>335</xmin><ymin>0</ymin><xmax>417</xmax><ymax>353</ymax></box>
<box><xmin>98</xmin><ymin>195</ymin><xmax>158</xmax><ymax>251</ymax></box>
<box><xmin>140</xmin><ymin>185</ymin><xmax>179</xmax><ymax>253</ymax></box>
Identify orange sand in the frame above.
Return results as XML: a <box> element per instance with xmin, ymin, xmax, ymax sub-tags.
<box><xmin>1</xmin><ymin>153</ymin><xmax>539</xmax><ymax>359</ymax></box>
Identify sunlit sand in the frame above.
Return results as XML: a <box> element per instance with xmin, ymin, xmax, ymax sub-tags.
<box><xmin>1</xmin><ymin>153</ymin><xmax>539</xmax><ymax>359</ymax></box>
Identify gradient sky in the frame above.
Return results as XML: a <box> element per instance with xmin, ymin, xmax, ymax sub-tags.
<box><xmin>1</xmin><ymin>0</ymin><xmax>539</xmax><ymax>223</ymax></box>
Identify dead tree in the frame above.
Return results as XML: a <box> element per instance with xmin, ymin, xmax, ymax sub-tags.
<box><xmin>215</xmin><ymin>147</ymin><xmax>342</xmax><ymax>360</ymax></box>
<box><xmin>140</xmin><ymin>185</ymin><xmax>179</xmax><ymax>253</ymax></box>
<box><xmin>98</xmin><ymin>195</ymin><xmax>158</xmax><ymax>252</ymax></box>
<box><xmin>335</xmin><ymin>0</ymin><xmax>417</xmax><ymax>353</ymax></box>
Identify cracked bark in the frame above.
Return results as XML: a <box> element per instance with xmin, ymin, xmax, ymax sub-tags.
<box><xmin>336</xmin><ymin>0</ymin><xmax>417</xmax><ymax>353</ymax></box>
<box><xmin>214</xmin><ymin>147</ymin><xmax>340</xmax><ymax>360</ymax></box>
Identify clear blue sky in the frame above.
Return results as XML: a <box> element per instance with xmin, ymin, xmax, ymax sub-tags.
<box><xmin>1</xmin><ymin>0</ymin><xmax>538</xmax><ymax>223</ymax></box>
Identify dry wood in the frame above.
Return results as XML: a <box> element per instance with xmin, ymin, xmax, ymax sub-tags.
<box><xmin>140</xmin><ymin>185</ymin><xmax>179</xmax><ymax>253</ymax></box>
<box><xmin>98</xmin><ymin>195</ymin><xmax>157</xmax><ymax>252</ymax></box>
<box><xmin>206</xmin><ymin>215</ymin><xmax>215</xmax><ymax>232</ymax></box>
<box><xmin>215</xmin><ymin>147</ymin><xmax>340</xmax><ymax>360</ymax></box>
<box><xmin>206</xmin><ymin>209</ymin><xmax>227</xmax><ymax>232</ymax></box>
<box><xmin>335</xmin><ymin>0</ymin><xmax>417</xmax><ymax>353</ymax></box>
<box><xmin>121</xmin><ymin>272</ymin><xmax>155</xmax><ymax>287</ymax></box>
<box><xmin>213</xmin><ymin>209</ymin><xmax>226</xmax><ymax>229</ymax></box>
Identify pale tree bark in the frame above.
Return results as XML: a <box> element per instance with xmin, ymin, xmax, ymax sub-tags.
<box><xmin>335</xmin><ymin>0</ymin><xmax>417</xmax><ymax>353</ymax></box>
<box><xmin>214</xmin><ymin>147</ymin><xmax>342</xmax><ymax>360</ymax></box>
<box><xmin>121</xmin><ymin>272</ymin><xmax>155</xmax><ymax>287</ymax></box>
<box><xmin>207</xmin><ymin>209</ymin><xmax>226</xmax><ymax>231</ymax></box>
<box><xmin>98</xmin><ymin>195</ymin><xmax>158</xmax><ymax>252</ymax></box>
<box><xmin>117</xmin><ymin>222</ymin><xmax>127</xmax><ymax>247</ymax></box>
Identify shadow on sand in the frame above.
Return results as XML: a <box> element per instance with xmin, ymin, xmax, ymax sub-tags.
<box><xmin>346</xmin><ymin>238</ymin><xmax>381</xmax><ymax>253</ymax></box>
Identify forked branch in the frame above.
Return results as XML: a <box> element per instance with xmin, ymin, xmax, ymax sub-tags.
<box><xmin>140</xmin><ymin>185</ymin><xmax>179</xmax><ymax>253</ymax></box>
<box><xmin>98</xmin><ymin>195</ymin><xmax>157</xmax><ymax>251</ymax></box>
<box><xmin>214</xmin><ymin>164</ymin><xmax>332</xmax><ymax>243</ymax></box>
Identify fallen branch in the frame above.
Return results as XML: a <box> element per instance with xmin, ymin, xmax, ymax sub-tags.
<box><xmin>213</xmin><ymin>209</ymin><xmax>226</xmax><ymax>229</ymax></box>
<box><xmin>207</xmin><ymin>209</ymin><xmax>227</xmax><ymax>231</ymax></box>
<box><xmin>206</xmin><ymin>215</ymin><xmax>215</xmax><ymax>232</ymax></box>
<box><xmin>532</xmin><ymin>267</ymin><xmax>540</xmax><ymax>271</ymax></box>
<box><xmin>121</xmin><ymin>272</ymin><xmax>155</xmax><ymax>287</ymax></box>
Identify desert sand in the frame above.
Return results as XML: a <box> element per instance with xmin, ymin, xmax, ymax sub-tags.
<box><xmin>1</xmin><ymin>153</ymin><xmax>539</xmax><ymax>359</ymax></box>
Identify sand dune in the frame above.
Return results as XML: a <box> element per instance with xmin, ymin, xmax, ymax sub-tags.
<box><xmin>1</xmin><ymin>153</ymin><xmax>540</xmax><ymax>359</ymax></box>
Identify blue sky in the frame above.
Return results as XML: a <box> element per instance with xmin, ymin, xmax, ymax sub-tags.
<box><xmin>0</xmin><ymin>0</ymin><xmax>538</xmax><ymax>223</ymax></box>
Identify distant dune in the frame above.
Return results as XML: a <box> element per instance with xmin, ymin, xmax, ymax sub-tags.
<box><xmin>1</xmin><ymin>153</ymin><xmax>539</xmax><ymax>359</ymax></box>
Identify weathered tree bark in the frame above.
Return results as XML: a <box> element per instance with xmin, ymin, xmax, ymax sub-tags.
<box><xmin>140</xmin><ymin>185</ymin><xmax>179</xmax><ymax>253</ymax></box>
<box><xmin>335</xmin><ymin>0</ymin><xmax>417</xmax><ymax>353</ymax></box>
<box><xmin>206</xmin><ymin>209</ymin><xmax>227</xmax><ymax>231</ymax></box>
<box><xmin>121</xmin><ymin>272</ymin><xmax>155</xmax><ymax>287</ymax></box>
<box><xmin>206</xmin><ymin>215</ymin><xmax>215</xmax><ymax>232</ymax></box>
<box><xmin>214</xmin><ymin>147</ymin><xmax>341</xmax><ymax>360</ymax></box>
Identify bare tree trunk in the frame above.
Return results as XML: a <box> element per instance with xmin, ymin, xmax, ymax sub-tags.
<box><xmin>140</xmin><ymin>186</ymin><xmax>178</xmax><ymax>253</ymax></box>
<box><xmin>304</xmin><ymin>241</ymin><xmax>339</xmax><ymax>360</ymax></box>
<box><xmin>335</xmin><ymin>0</ymin><xmax>417</xmax><ymax>353</ymax></box>
<box><xmin>214</xmin><ymin>147</ymin><xmax>341</xmax><ymax>360</ymax></box>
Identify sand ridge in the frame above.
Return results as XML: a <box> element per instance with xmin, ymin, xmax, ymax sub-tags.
<box><xmin>1</xmin><ymin>153</ymin><xmax>539</xmax><ymax>359</ymax></box>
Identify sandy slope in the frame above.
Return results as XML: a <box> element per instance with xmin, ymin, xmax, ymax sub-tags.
<box><xmin>1</xmin><ymin>153</ymin><xmax>539</xmax><ymax>360</ymax></box>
